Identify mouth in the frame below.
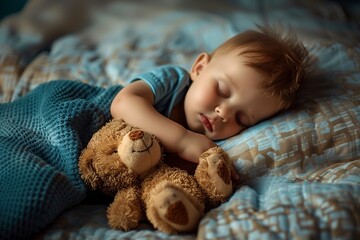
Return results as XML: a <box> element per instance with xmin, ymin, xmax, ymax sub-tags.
<box><xmin>200</xmin><ymin>114</ymin><xmax>213</xmax><ymax>132</ymax></box>
<box><xmin>132</xmin><ymin>139</ymin><xmax>153</xmax><ymax>153</ymax></box>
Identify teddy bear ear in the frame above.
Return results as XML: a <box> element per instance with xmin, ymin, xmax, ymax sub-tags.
<box><xmin>78</xmin><ymin>147</ymin><xmax>103</xmax><ymax>190</ymax></box>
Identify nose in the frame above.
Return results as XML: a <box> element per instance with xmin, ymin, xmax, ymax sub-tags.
<box><xmin>129</xmin><ymin>130</ymin><xmax>144</xmax><ymax>140</ymax></box>
<box><xmin>215</xmin><ymin>105</ymin><xmax>230</xmax><ymax>123</ymax></box>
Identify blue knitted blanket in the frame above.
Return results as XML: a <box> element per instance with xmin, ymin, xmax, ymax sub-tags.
<box><xmin>0</xmin><ymin>80</ymin><xmax>121</xmax><ymax>240</ymax></box>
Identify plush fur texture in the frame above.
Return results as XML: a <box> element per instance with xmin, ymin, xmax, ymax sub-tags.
<box><xmin>78</xmin><ymin>119</ymin><xmax>233</xmax><ymax>233</ymax></box>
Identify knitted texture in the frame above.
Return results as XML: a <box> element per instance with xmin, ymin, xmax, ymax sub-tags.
<box><xmin>0</xmin><ymin>80</ymin><xmax>121</xmax><ymax>240</ymax></box>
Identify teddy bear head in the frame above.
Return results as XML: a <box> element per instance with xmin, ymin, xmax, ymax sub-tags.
<box><xmin>78</xmin><ymin>119</ymin><xmax>162</xmax><ymax>194</ymax></box>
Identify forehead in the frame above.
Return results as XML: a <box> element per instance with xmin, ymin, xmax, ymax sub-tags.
<box><xmin>211</xmin><ymin>50</ymin><xmax>267</xmax><ymax>89</ymax></box>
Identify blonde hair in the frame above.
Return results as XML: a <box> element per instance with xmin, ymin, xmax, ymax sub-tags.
<box><xmin>211</xmin><ymin>25</ymin><xmax>309</xmax><ymax>109</ymax></box>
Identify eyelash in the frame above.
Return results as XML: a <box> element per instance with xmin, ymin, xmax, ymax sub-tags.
<box><xmin>236</xmin><ymin>114</ymin><xmax>249</xmax><ymax>128</ymax></box>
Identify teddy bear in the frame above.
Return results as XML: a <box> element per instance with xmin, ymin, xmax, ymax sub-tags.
<box><xmin>78</xmin><ymin>119</ymin><xmax>233</xmax><ymax>233</ymax></box>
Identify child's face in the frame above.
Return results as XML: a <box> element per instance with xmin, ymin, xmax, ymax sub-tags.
<box><xmin>184</xmin><ymin>50</ymin><xmax>283</xmax><ymax>140</ymax></box>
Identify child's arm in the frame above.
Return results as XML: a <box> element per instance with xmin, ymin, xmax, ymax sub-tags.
<box><xmin>110</xmin><ymin>80</ymin><xmax>216</xmax><ymax>163</ymax></box>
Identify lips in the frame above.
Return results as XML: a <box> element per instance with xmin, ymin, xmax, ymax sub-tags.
<box><xmin>200</xmin><ymin>114</ymin><xmax>213</xmax><ymax>132</ymax></box>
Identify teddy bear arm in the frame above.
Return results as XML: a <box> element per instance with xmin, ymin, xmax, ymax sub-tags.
<box><xmin>107</xmin><ymin>186</ymin><xmax>143</xmax><ymax>231</ymax></box>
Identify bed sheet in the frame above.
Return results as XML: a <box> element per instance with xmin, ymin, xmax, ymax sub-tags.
<box><xmin>0</xmin><ymin>0</ymin><xmax>359</xmax><ymax>239</ymax></box>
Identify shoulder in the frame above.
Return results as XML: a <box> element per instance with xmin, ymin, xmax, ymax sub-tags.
<box><xmin>130</xmin><ymin>65</ymin><xmax>190</xmax><ymax>90</ymax></box>
<box><xmin>130</xmin><ymin>65</ymin><xmax>189</xmax><ymax>82</ymax></box>
<box><xmin>149</xmin><ymin>65</ymin><xmax>189</xmax><ymax>80</ymax></box>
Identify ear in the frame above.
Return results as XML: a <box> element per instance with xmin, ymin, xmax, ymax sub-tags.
<box><xmin>78</xmin><ymin>148</ymin><xmax>103</xmax><ymax>190</ymax></box>
<box><xmin>190</xmin><ymin>52</ymin><xmax>210</xmax><ymax>81</ymax></box>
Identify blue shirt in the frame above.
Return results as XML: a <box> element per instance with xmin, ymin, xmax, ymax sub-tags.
<box><xmin>129</xmin><ymin>65</ymin><xmax>191</xmax><ymax>117</ymax></box>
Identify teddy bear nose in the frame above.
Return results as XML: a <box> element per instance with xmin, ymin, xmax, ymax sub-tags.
<box><xmin>129</xmin><ymin>130</ymin><xmax>144</xmax><ymax>141</ymax></box>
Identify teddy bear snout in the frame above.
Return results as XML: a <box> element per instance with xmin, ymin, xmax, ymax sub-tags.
<box><xmin>118</xmin><ymin>129</ymin><xmax>162</xmax><ymax>177</ymax></box>
<box><xmin>129</xmin><ymin>130</ymin><xmax>144</xmax><ymax>141</ymax></box>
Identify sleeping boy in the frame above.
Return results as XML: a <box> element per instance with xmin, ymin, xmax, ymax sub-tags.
<box><xmin>110</xmin><ymin>25</ymin><xmax>309</xmax><ymax>174</ymax></box>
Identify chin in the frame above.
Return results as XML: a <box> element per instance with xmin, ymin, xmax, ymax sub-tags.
<box><xmin>205</xmin><ymin>132</ymin><xmax>220</xmax><ymax>140</ymax></box>
<box><xmin>188</xmin><ymin>123</ymin><xmax>205</xmax><ymax>135</ymax></box>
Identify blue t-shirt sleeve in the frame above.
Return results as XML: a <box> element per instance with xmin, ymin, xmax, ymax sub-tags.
<box><xmin>129</xmin><ymin>65</ymin><xmax>190</xmax><ymax>117</ymax></box>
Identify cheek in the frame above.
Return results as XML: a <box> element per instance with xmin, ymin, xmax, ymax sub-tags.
<box><xmin>192</xmin><ymin>84</ymin><xmax>216</xmax><ymax>108</ymax></box>
<box><xmin>198</xmin><ymin>93</ymin><xmax>214</xmax><ymax>108</ymax></box>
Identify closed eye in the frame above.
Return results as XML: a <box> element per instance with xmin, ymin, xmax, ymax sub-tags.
<box><xmin>217</xmin><ymin>82</ymin><xmax>230</xmax><ymax>98</ymax></box>
<box><xmin>218</xmin><ymin>88</ymin><xmax>227</xmax><ymax>98</ymax></box>
<box><xmin>235</xmin><ymin>113</ymin><xmax>250</xmax><ymax>128</ymax></box>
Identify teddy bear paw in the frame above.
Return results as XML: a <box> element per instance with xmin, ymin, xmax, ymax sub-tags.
<box><xmin>107</xmin><ymin>187</ymin><xmax>142</xmax><ymax>231</ymax></box>
<box><xmin>147</xmin><ymin>182</ymin><xmax>203</xmax><ymax>233</ymax></box>
<box><xmin>207</xmin><ymin>153</ymin><xmax>232</xmax><ymax>196</ymax></box>
<box><xmin>195</xmin><ymin>147</ymin><xmax>233</xmax><ymax>206</ymax></box>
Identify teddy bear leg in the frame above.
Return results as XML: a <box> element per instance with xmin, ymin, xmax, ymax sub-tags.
<box><xmin>107</xmin><ymin>187</ymin><xmax>142</xmax><ymax>231</ymax></box>
<box><xmin>146</xmin><ymin>182</ymin><xmax>203</xmax><ymax>233</ymax></box>
<box><xmin>195</xmin><ymin>147</ymin><xmax>233</xmax><ymax>207</ymax></box>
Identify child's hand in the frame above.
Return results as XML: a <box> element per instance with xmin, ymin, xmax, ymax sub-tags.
<box><xmin>177</xmin><ymin>130</ymin><xmax>240</xmax><ymax>183</ymax></box>
<box><xmin>177</xmin><ymin>130</ymin><xmax>216</xmax><ymax>163</ymax></box>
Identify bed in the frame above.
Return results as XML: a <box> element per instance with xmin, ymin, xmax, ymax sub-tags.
<box><xmin>0</xmin><ymin>0</ymin><xmax>359</xmax><ymax>239</ymax></box>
